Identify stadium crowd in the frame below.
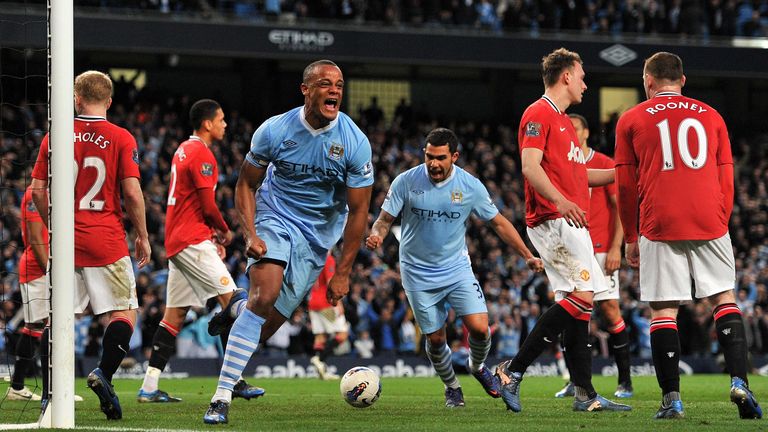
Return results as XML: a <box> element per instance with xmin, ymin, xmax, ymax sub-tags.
<box><xmin>4</xmin><ymin>0</ymin><xmax>767</xmax><ymax>37</ymax></box>
<box><xmin>1</xmin><ymin>83</ymin><xmax>768</xmax><ymax>369</ymax></box>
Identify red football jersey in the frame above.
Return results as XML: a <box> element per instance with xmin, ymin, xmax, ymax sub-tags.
<box><xmin>164</xmin><ymin>136</ymin><xmax>221</xmax><ymax>258</ymax></box>
<box><xmin>308</xmin><ymin>254</ymin><xmax>336</xmax><ymax>311</ymax></box>
<box><xmin>519</xmin><ymin>97</ymin><xmax>590</xmax><ymax>227</ymax></box>
<box><xmin>586</xmin><ymin>150</ymin><xmax>617</xmax><ymax>253</ymax></box>
<box><xmin>32</xmin><ymin>115</ymin><xmax>140</xmax><ymax>267</ymax></box>
<box><xmin>615</xmin><ymin>92</ymin><xmax>732</xmax><ymax>241</ymax></box>
<box><xmin>19</xmin><ymin>187</ymin><xmax>48</xmax><ymax>283</ymax></box>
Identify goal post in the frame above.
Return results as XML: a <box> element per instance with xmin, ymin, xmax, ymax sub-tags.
<box><xmin>47</xmin><ymin>0</ymin><xmax>75</xmax><ymax>427</ymax></box>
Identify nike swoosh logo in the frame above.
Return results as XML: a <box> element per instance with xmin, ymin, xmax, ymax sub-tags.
<box><xmin>612</xmin><ymin>343</ymin><xmax>628</xmax><ymax>349</ymax></box>
<box><xmin>560</xmin><ymin>127</ymin><xmax>566</xmax><ymax>132</ymax></box>
<box><xmin>543</xmin><ymin>337</ymin><xmax>552</xmax><ymax>343</ymax></box>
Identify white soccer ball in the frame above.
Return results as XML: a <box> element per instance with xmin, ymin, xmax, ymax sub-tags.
<box><xmin>340</xmin><ymin>366</ymin><xmax>381</xmax><ymax>408</ymax></box>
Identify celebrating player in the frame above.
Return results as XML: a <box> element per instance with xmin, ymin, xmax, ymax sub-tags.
<box><xmin>366</xmin><ymin>127</ymin><xmax>543</xmax><ymax>408</ymax></box>
<box><xmin>615</xmin><ymin>52</ymin><xmax>762</xmax><ymax>419</ymax></box>
<box><xmin>30</xmin><ymin>70</ymin><xmax>151</xmax><ymax>420</ymax></box>
<box><xmin>203</xmin><ymin>59</ymin><xmax>373</xmax><ymax>424</ymax></box>
<box><xmin>137</xmin><ymin>99</ymin><xmax>261</xmax><ymax>403</ymax></box>
<box><xmin>494</xmin><ymin>48</ymin><xmax>630</xmax><ymax>413</ymax></box>
<box><xmin>554</xmin><ymin>113</ymin><xmax>633</xmax><ymax>399</ymax></box>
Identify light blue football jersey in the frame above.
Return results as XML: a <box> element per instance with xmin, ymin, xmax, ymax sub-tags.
<box><xmin>382</xmin><ymin>164</ymin><xmax>499</xmax><ymax>290</ymax></box>
<box><xmin>246</xmin><ymin>107</ymin><xmax>373</xmax><ymax>250</ymax></box>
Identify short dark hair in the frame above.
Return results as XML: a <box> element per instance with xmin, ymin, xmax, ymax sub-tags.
<box><xmin>190</xmin><ymin>99</ymin><xmax>221</xmax><ymax>130</ymax></box>
<box><xmin>542</xmin><ymin>48</ymin><xmax>582</xmax><ymax>88</ymax></box>
<box><xmin>425</xmin><ymin>127</ymin><xmax>459</xmax><ymax>154</ymax></box>
<box><xmin>303</xmin><ymin>59</ymin><xmax>340</xmax><ymax>83</ymax></box>
<box><xmin>644</xmin><ymin>52</ymin><xmax>683</xmax><ymax>82</ymax></box>
<box><xmin>568</xmin><ymin>113</ymin><xmax>588</xmax><ymax>130</ymax></box>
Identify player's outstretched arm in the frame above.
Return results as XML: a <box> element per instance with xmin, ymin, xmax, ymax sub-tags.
<box><xmin>30</xmin><ymin>178</ymin><xmax>49</xmax><ymax>228</ymax></box>
<box><xmin>521</xmin><ymin>147</ymin><xmax>587</xmax><ymax>228</ymax></box>
<box><xmin>587</xmin><ymin>168</ymin><xmax>615</xmax><ymax>187</ymax></box>
<box><xmin>488</xmin><ymin>213</ymin><xmax>544</xmax><ymax>272</ymax></box>
<box><xmin>365</xmin><ymin>210</ymin><xmax>396</xmax><ymax>250</ymax></box>
<box><xmin>327</xmin><ymin>185</ymin><xmax>372</xmax><ymax>305</ymax></box>
<box><xmin>235</xmin><ymin>160</ymin><xmax>267</xmax><ymax>259</ymax></box>
<box><xmin>122</xmin><ymin>177</ymin><xmax>151</xmax><ymax>268</ymax></box>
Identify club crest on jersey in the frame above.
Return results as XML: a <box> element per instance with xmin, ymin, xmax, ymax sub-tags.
<box><xmin>201</xmin><ymin>163</ymin><xmax>214</xmax><ymax>177</ymax></box>
<box><xmin>328</xmin><ymin>143</ymin><xmax>344</xmax><ymax>161</ymax></box>
<box><xmin>525</xmin><ymin>121</ymin><xmax>542</xmax><ymax>137</ymax></box>
<box><xmin>220</xmin><ymin>276</ymin><xmax>230</xmax><ymax>286</ymax></box>
<box><xmin>580</xmin><ymin>269</ymin><xmax>591</xmax><ymax>281</ymax></box>
<box><xmin>132</xmin><ymin>149</ymin><xmax>140</xmax><ymax>165</ymax></box>
<box><xmin>451</xmin><ymin>190</ymin><xmax>463</xmax><ymax>204</ymax></box>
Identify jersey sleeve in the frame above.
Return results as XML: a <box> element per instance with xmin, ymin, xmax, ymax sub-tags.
<box><xmin>602</xmin><ymin>154</ymin><xmax>617</xmax><ymax>196</ymax></box>
<box><xmin>714</xmin><ymin>113</ymin><xmax>733</xmax><ymax>166</ymax></box>
<box><xmin>346</xmin><ymin>136</ymin><xmax>374</xmax><ymax>188</ymax></box>
<box><xmin>190</xmin><ymin>148</ymin><xmax>218</xmax><ymax>190</ymax></box>
<box><xmin>381</xmin><ymin>173</ymin><xmax>406</xmax><ymax>217</ymax></box>
<box><xmin>471</xmin><ymin>178</ymin><xmax>500</xmax><ymax>221</ymax></box>
<box><xmin>31</xmin><ymin>135</ymin><xmax>50</xmax><ymax>180</ymax></box>
<box><xmin>246</xmin><ymin>120</ymin><xmax>273</xmax><ymax>168</ymax></box>
<box><xmin>24</xmin><ymin>193</ymin><xmax>43</xmax><ymax>223</ymax></box>
<box><xmin>614</xmin><ymin>112</ymin><xmax>636</xmax><ymax>166</ymax></box>
<box><xmin>519</xmin><ymin>106</ymin><xmax>550</xmax><ymax>151</ymax></box>
<box><xmin>117</xmin><ymin>130</ymin><xmax>141</xmax><ymax>180</ymax></box>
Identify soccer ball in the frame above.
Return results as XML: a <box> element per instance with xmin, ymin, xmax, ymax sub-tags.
<box><xmin>340</xmin><ymin>366</ymin><xmax>381</xmax><ymax>408</ymax></box>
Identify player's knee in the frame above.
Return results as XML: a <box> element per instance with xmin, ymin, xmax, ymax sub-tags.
<box><xmin>426</xmin><ymin>333</ymin><xmax>447</xmax><ymax>348</ymax></box>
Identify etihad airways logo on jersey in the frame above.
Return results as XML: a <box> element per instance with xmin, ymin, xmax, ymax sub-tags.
<box><xmin>268</xmin><ymin>30</ymin><xmax>334</xmax><ymax>52</ymax></box>
<box><xmin>567</xmin><ymin>142</ymin><xmax>586</xmax><ymax>164</ymax></box>
<box><xmin>275</xmin><ymin>159</ymin><xmax>339</xmax><ymax>177</ymax></box>
<box><xmin>410</xmin><ymin>207</ymin><xmax>461</xmax><ymax>222</ymax></box>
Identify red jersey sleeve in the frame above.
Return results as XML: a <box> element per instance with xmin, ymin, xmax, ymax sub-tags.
<box><xmin>715</xmin><ymin>115</ymin><xmax>733</xmax><ymax>166</ymax></box>
<box><xmin>31</xmin><ymin>135</ymin><xmax>50</xmax><ymax>180</ymax></box>
<box><xmin>519</xmin><ymin>108</ymin><xmax>551</xmax><ymax>152</ymax></box>
<box><xmin>614</xmin><ymin>114</ymin><xmax>636</xmax><ymax>167</ymax></box>
<box><xmin>117</xmin><ymin>130</ymin><xmax>141</xmax><ymax>180</ymax></box>
<box><xmin>190</xmin><ymin>149</ymin><xmax>219</xmax><ymax>190</ymax></box>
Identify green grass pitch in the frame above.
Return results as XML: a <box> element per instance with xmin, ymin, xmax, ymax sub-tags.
<box><xmin>1</xmin><ymin>374</ymin><xmax>765</xmax><ymax>431</ymax></box>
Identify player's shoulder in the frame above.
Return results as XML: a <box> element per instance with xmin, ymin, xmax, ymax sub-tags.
<box><xmin>393</xmin><ymin>164</ymin><xmax>423</xmax><ymax>184</ymax></box>
<box><xmin>336</xmin><ymin>112</ymin><xmax>369</xmax><ymax>144</ymax></box>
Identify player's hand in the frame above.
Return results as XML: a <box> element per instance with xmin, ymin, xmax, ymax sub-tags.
<box><xmin>365</xmin><ymin>234</ymin><xmax>383</xmax><ymax>250</ymax></box>
<box><xmin>245</xmin><ymin>234</ymin><xmax>267</xmax><ymax>259</ymax></box>
<box><xmin>326</xmin><ymin>273</ymin><xmax>350</xmax><ymax>306</ymax></box>
<box><xmin>625</xmin><ymin>242</ymin><xmax>639</xmax><ymax>268</ymax></box>
<box><xmin>135</xmin><ymin>236</ymin><xmax>151</xmax><ymax>269</ymax></box>
<box><xmin>215</xmin><ymin>241</ymin><xmax>227</xmax><ymax>260</ymax></box>
<box><xmin>605</xmin><ymin>247</ymin><xmax>621</xmax><ymax>273</ymax></box>
<box><xmin>526</xmin><ymin>257</ymin><xmax>545</xmax><ymax>272</ymax></box>
<box><xmin>216</xmin><ymin>229</ymin><xmax>233</xmax><ymax>247</ymax></box>
<box><xmin>556</xmin><ymin>199</ymin><xmax>588</xmax><ymax>228</ymax></box>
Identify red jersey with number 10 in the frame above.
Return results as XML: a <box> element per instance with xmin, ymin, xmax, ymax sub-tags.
<box><xmin>586</xmin><ymin>150</ymin><xmax>617</xmax><ymax>253</ymax></box>
<box><xmin>19</xmin><ymin>187</ymin><xmax>48</xmax><ymax>283</ymax></box>
<box><xmin>32</xmin><ymin>116</ymin><xmax>140</xmax><ymax>267</ymax></box>
<box><xmin>614</xmin><ymin>92</ymin><xmax>732</xmax><ymax>241</ymax></box>
<box><xmin>519</xmin><ymin>97</ymin><xmax>590</xmax><ymax>227</ymax></box>
<box><xmin>164</xmin><ymin>137</ymin><xmax>220</xmax><ymax>258</ymax></box>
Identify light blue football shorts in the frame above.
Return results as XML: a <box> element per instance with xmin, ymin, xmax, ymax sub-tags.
<box><xmin>403</xmin><ymin>276</ymin><xmax>488</xmax><ymax>335</ymax></box>
<box><xmin>247</xmin><ymin>211</ymin><xmax>327</xmax><ymax>319</ymax></box>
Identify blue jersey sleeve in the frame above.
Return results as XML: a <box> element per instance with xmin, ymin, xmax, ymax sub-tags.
<box><xmin>246</xmin><ymin>119</ymin><xmax>273</xmax><ymax>168</ymax></box>
<box><xmin>381</xmin><ymin>173</ymin><xmax>406</xmax><ymax>218</ymax></box>
<box><xmin>346</xmin><ymin>136</ymin><xmax>374</xmax><ymax>188</ymax></box>
<box><xmin>471</xmin><ymin>178</ymin><xmax>499</xmax><ymax>221</ymax></box>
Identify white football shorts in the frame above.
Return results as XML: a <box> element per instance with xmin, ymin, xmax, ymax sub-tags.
<box><xmin>639</xmin><ymin>233</ymin><xmax>735</xmax><ymax>302</ymax></box>
<box><xmin>75</xmin><ymin>256</ymin><xmax>138</xmax><ymax>315</ymax></box>
<box><xmin>20</xmin><ymin>275</ymin><xmax>49</xmax><ymax>324</ymax></box>
<box><xmin>309</xmin><ymin>307</ymin><xmax>349</xmax><ymax>335</ymax></box>
<box><xmin>166</xmin><ymin>240</ymin><xmax>237</xmax><ymax>308</ymax></box>
<box><xmin>593</xmin><ymin>252</ymin><xmax>620</xmax><ymax>302</ymax></box>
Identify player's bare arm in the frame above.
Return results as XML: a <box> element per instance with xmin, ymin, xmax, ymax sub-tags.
<box><xmin>27</xmin><ymin>218</ymin><xmax>48</xmax><ymax>270</ymax></box>
<box><xmin>521</xmin><ymin>147</ymin><xmax>588</xmax><ymax>228</ymax></box>
<box><xmin>122</xmin><ymin>177</ymin><xmax>151</xmax><ymax>268</ymax></box>
<box><xmin>605</xmin><ymin>193</ymin><xmax>624</xmax><ymax>273</ymax></box>
<box><xmin>30</xmin><ymin>178</ymin><xmax>49</xmax><ymax>228</ymax></box>
<box><xmin>327</xmin><ymin>185</ymin><xmax>372</xmax><ymax>306</ymax></box>
<box><xmin>365</xmin><ymin>210</ymin><xmax>396</xmax><ymax>250</ymax></box>
<box><xmin>488</xmin><ymin>213</ymin><xmax>544</xmax><ymax>272</ymax></box>
<box><xmin>587</xmin><ymin>168</ymin><xmax>615</xmax><ymax>187</ymax></box>
<box><xmin>615</xmin><ymin>163</ymin><xmax>639</xmax><ymax>268</ymax></box>
<box><xmin>235</xmin><ymin>161</ymin><xmax>268</xmax><ymax>259</ymax></box>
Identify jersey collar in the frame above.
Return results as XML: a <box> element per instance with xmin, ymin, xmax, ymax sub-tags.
<box><xmin>541</xmin><ymin>95</ymin><xmax>561</xmax><ymax>114</ymax></box>
<box><xmin>654</xmin><ymin>91</ymin><xmax>681</xmax><ymax>98</ymax></box>
<box><xmin>188</xmin><ymin>135</ymin><xmax>208</xmax><ymax>146</ymax></box>
<box><xmin>585</xmin><ymin>148</ymin><xmax>595</xmax><ymax>163</ymax></box>
<box><xmin>299</xmin><ymin>107</ymin><xmax>339</xmax><ymax>137</ymax></box>
<box><xmin>75</xmin><ymin>115</ymin><xmax>106</xmax><ymax>122</ymax></box>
